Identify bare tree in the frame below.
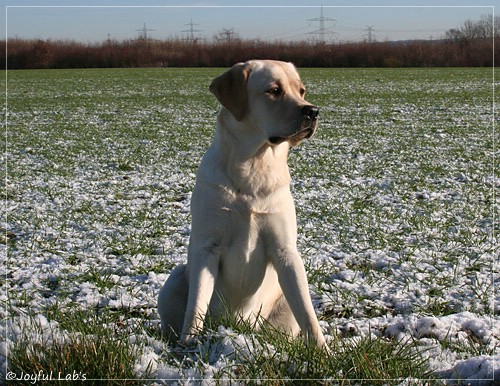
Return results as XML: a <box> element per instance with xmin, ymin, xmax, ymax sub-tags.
<box><xmin>446</xmin><ymin>14</ymin><xmax>499</xmax><ymax>41</ymax></box>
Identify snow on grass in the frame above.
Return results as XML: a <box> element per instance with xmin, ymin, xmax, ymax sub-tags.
<box><xmin>3</xmin><ymin>67</ymin><xmax>498</xmax><ymax>383</ymax></box>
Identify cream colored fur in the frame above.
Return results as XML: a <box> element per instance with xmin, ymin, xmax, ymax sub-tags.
<box><xmin>158</xmin><ymin>60</ymin><xmax>326</xmax><ymax>348</ymax></box>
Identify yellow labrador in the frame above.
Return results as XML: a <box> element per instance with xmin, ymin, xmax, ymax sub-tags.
<box><xmin>158</xmin><ymin>60</ymin><xmax>326</xmax><ymax>348</ymax></box>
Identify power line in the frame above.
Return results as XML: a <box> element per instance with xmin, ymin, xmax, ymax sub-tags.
<box><xmin>182</xmin><ymin>19</ymin><xmax>202</xmax><ymax>43</ymax></box>
<box><xmin>262</xmin><ymin>26</ymin><xmax>311</xmax><ymax>40</ymax></box>
<box><xmin>216</xmin><ymin>28</ymin><xmax>238</xmax><ymax>43</ymax></box>
<box><xmin>364</xmin><ymin>25</ymin><xmax>376</xmax><ymax>43</ymax></box>
<box><xmin>307</xmin><ymin>5</ymin><xmax>337</xmax><ymax>43</ymax></box>
<box><xmin>135</xmin><ymin>22</ymin><xmax>155</xmax><ymax>41</ymax></box>
<box><xmin>376</xmin><ymin>28</ymin><xmax>446</xmax><ymax>33</ymax></box>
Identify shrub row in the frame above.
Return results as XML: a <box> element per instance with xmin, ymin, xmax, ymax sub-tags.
<box><xmin>3</xmin><ymin>37</ymin><xmax>497</xmax><ymax>69</ymax></box>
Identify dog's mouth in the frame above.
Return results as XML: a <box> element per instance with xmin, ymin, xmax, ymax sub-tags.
<box><xmin>269</xmin><ymin>107</ymin><xmax>318</xmax><ymax>146</ymax></box>
<box><xmin>269</xmin><ymin>129</ymin><xmax>314</xmax><ymax>145</ymax></box>
<box><xmin>269</xmin><ymin>124</ymin><xmax>317</xmax><ymax>146</ymax></box>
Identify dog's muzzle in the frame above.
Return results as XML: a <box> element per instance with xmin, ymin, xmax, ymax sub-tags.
<box><xmin>269</xmin><ymin>105</ymin><xmax>319</xmax><ymax>145</ymax></box>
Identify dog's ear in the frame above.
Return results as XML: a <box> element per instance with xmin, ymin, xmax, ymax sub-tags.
<box><xmin>209</xmin><ymin>62</ymin><xmax>251</xmax><ymax>121</ymax></box>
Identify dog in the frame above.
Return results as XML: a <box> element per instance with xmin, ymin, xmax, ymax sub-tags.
<box><xmin>158</xmin><ymin>59</ymin><xmax>326</xmax><ymax>348</ymax></box>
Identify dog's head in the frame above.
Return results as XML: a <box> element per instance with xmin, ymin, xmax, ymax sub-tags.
<box><xmin>209</xmin><ymin>60</ymin><xmax>318</xmax><ymax>147</ymax></box>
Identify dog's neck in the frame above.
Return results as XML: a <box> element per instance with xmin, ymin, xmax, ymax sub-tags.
<box><xmin>230</xmin><ymin>141</ymin><xmax>292</xmax><ymax>197</ymax></box>
<box><xmin>207</xmin><ymin>112</ymin><xmax>292</xmax><ymax>197</ymax></box>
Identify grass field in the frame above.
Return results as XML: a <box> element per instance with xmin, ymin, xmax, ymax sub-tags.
<box><xmin>2</xmin><ymin>67</ymin><xmax>498</xmax><ymax>384</ymax></box>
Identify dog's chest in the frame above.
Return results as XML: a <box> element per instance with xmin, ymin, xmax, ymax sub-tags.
<box><xmin>217</xmin><ymin>213</ymin><xmax>271</xmax><ymax>292</ymax></box>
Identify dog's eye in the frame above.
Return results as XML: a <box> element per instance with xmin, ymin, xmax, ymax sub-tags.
<box><xmin>268</xmin><ymin>87</ymin><xmax>283</xmax><ymax>97</ymax></box>
<box><xmin>300</xmin><ymin>88</ymin><xmax>306</xmax><ymax>97</ymax></box>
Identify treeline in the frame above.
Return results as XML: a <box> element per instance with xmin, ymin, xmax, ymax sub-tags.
<box><xmin>4</xmin><ymin>15</ymin><xmax>498</xmax><ymax>69</ymax></box>
<box><xmin>3</xmin><ymin>36</ymin><xmax>496</xmax><ymax>69</ymax></box>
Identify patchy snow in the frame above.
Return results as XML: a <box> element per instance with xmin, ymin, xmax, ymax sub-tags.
<box><xmin>435</xmin><ymin>356</ymin><xmax>500</xmax><ymax>386</ymax></box>
<box><xmin>3</xmin><ymin>68</ymin><xmax>498</xmax><ymax>384</ymax></box>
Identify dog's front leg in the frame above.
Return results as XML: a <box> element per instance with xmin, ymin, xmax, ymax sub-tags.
<box><xmin>180</xmin><ymin>246</ymin><xmax>219</xmax><ymax>345</ymax></box>
<box><xmin>273</xmin><ymin>247</ymin><xmax>326</xmax><ymax>347</ymax></box>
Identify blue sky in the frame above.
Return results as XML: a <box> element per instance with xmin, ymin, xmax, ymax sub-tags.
<box><xmin>2</xmin><ymin>1</ymin><xmax>496</xmax><ymax>43</ymax></box>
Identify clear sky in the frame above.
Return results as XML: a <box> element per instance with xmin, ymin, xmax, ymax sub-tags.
<box><xmin>2</xmin><ymin>1</ymin><xmax>496</xmax><ymax>43</ymax></box>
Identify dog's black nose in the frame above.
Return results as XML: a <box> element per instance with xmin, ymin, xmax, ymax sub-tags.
<box><xmin>302</xmin><ymin>105</ymin><xmax>319</xmax><ymax>120</ymax></box>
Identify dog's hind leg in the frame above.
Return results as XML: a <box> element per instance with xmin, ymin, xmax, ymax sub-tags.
<box><xmin>266</xmin><ymin>294</ymin><xmax>301</xmax><ymax>337</ymax></box>
<box><xmin>158</xmin><ymin>264</ymin><xmax>188</xmax><ymax>342</ymax></box>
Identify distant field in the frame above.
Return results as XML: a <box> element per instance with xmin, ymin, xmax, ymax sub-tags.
<box><xmin>3</xmin><ymin>67</ymin><xmax>498</xmax><ymax>384</ymax></box>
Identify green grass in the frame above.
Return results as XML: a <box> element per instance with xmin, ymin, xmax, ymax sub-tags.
<box><xmin>152</xmin><ymin>308</ymin><xmax>431</xmax><ymax>384</ymax></box>
<box><xmin>8</xmin><ymin>309</ymin><xmax>146</xmax><ymax>385</ymax></box>
<box><xmin>208</xmin><ymin>324</ymin><xmax>430</xmax><ymax>385</ymax></box>
<box><xmin>4</xmin><ymin>67</ymin><xmax>495</xmax><ymax>383</ymax></box>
